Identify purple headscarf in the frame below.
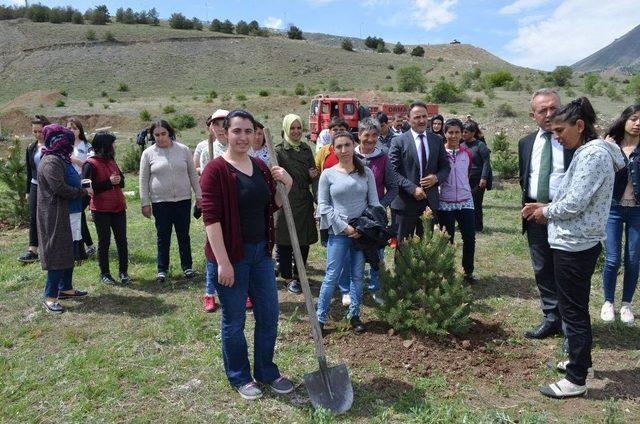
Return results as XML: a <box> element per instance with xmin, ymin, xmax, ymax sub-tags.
<box><xmin>42</xmin><ymin>124</ymin><xmax>75</xmax><ymax>163</ymax></box>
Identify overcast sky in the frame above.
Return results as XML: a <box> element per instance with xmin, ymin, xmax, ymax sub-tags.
<box><xmin>6</xmin><ymin>0</ymin><xmax>640</xmax><ymax>71</ymax></box>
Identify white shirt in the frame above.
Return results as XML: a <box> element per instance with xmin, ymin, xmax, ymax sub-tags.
<box><xmin>315</xmin><ymin>128</ymin><xmax>332</xmax><ymax>153</ymax></box>
<box><xmin>410</xmin><ymin>128</ymin><xmax>429</xmax><ymax>177</ymax></box>
<box><xmin>72</xmin><ymin>141</ymin><xmax>93</xmax><ymax>175</ymax></box>
<box><xmin>194</xmin><ymin>139</ymin><xmax>209</xmax><ymax>158</ymax></box>
<box><xmin>528</xmin><ymin>128</ymin><xmax>565</xmax><ymax>201</ymax></box>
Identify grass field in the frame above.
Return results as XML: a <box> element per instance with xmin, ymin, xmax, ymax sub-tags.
<box><xmin>1</xmin><ymin>178</ymin><xmax>639</xmax><ymax>423</ymax></box>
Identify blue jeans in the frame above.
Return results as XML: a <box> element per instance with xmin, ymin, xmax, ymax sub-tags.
<box><xmin>602</xmin><ymin>205</ymin><xmax>640</xmax><ymax>303</ymax></box>
<box><xmin>44</xmin><ymin>268</ymin><xmax>73</xmax><ymax>298</ymax></box>
<box><xmin>205</xmin><ymin>261</ymin><xmax>217</xmax><ymax>296</ymax></box>
<box><xmin>152</xmin><ymin>200</ymin><xmax>192</xmax><ymax>273</ymax></box>
<box><xmin>212</xmin><ymin>240</ymin><xmax>280</xmax><ymax>388</ymax></box>
<box><xmin>338</xmin><ymin>248</ymin><xmax>384</xmax><ymax>294</ymax></box>
<box><xmin>317</xmin><ymin>234</ymin><xmax>365</xmax><ymax>323</ymax></box>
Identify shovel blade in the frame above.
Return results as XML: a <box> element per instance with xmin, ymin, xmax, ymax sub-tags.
<box><xmin>303</xmin><ymin>363</ymin><xmax>353</xmax><ymax>415</ymax></box>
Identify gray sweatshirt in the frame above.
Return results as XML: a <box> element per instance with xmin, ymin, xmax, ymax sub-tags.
<box><xmin>139</xmin><ymin>141</ymin><xmax>202</xmax><ymax>207</ymax></box>
<box><xmin>543</xmin><ymin>139</ymin><xmax>626</xmax><ymax>252</ymax></box>
<box><xmin>317</xmin><ymin>166</ymin><xmax>381</xmax><ymax>235</ymax></box>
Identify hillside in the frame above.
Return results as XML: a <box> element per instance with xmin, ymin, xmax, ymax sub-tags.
<box><xmin>572</xmin><ymin>24</ymin><xmax>640</xmax><ymax>74</ymax></box>
<box><xmin>0</xmin><ymin>19</ymin><xmax>531</xmax><ymax>106</ymax></box>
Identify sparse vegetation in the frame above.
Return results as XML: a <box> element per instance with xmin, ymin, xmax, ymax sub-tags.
<box><xmin>85</xmin><ymin>28</ymin><xmax>96</xmax><ymax>40</ymax></box>
<box><xmin>162</xmin><ymin>104</ymin><xmax>176</xmax><ymax>114</ymax></box>
<box><xmin>118</xmin><ymin>83</ymin><xmax>129</xmax><ymax>92</ymax></box>
<box><xmin>294</xmin><ymin>83</ymin><xmax>305</xmax><ymax>96</ymax></box>
<box><xmin>208</xmin><ymin>90</ymin><xmax>218</xmax><ymax>99</ymax></box>
<box><xmin>258</xmin><ymin>89</ymin><xmax>270</xmax><ymax>97</ymax></box>
<box><xmin>236</xmin><ymin>93</ymin><xmax>247</xmax><ymax>101</ymax></box>
<box><xmin>341</xmin><ymin>38</ymin><xmax>354</xmax><ymax>52</ymax></box>
<box><xmin>472</xmin><ymin>97</ymin><xmax>485</xmax><ymax>108</ymax></box>
<box><xmin>483</xmin><ymin>70</ymin><xmax>514</xmax><ymax>88</ymax></box>
<box><xmin>170</xmin><ymin>113</ymin><xmax>196</xmax><ymax>130</ymax></box>
<box><xmin>55</xmin><ymin>99</ymin><xmax>66</xmax><ymax>107</ymax></box>
<box><xmin>103</xmin><ymin>30</ymin><xmax>115</xmax><ymax>42</ymax></box>
<box><xmin>397</xmin><ymin>65</ymin><xmax>426</xmax><ymax>92</ymax></box>
<box><xmin>496</xmin><ymin>103</ymin><xmax>517</xmax><ymax>118</ymax></box>
<box><xmin>429</xmin><ymin>80</ymin><xmax>461</xmax><ymax>103</ymax></box>
<box><xmin>59</xmin><ymin>89</ymin><xmax>68</xmax><ymax>97</ymax></box>
<box><xmin>139</xmin><ymin>109</ymin><xmax>151</xmax><ymax>121</ymax></box>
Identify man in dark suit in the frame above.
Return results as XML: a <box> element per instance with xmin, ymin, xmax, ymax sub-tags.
<box><xmin>519</xmin><ymin>88</ymin><xmax>575</xmax><ymax>340</ymax></box>
<box><xmin>389</xmin><ymin>101</ymin><xmax>450</xmax><ymax>242</ymax></box>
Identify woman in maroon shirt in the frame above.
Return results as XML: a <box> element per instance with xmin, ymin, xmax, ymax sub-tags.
<box><xmin>200</xmin><ymin>109</ymin><xmax>294</xmax><ymax>400</ymax></box>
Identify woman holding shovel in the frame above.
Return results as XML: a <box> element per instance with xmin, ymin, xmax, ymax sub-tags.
<box><xmin>200</xmin><ymin>108</ymin><xmax>295</xmax><ymax>400</ymax></box>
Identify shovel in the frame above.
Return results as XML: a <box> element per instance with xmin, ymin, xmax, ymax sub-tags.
<box><xmin>264</xmin><ymin>129</ymin><xmax>353</xmax><ymax>415</ymax></box>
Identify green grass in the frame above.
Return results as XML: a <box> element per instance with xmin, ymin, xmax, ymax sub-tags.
<box><xmin>1</xmin><ymin>181</ymin><xmax>639</xmax><ymax>422</ymax></box>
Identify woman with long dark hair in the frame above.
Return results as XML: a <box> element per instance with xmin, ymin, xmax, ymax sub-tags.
<box><xmin>462</xmin><ymin>119</ymin><xmax>492</xmax><ymax>232</ymax></box>
<box><xmin>316</xmin><ymin>131</ymin><xmax>381</xmax><ymax>333</ymax></box>
<box><xmin>139</xmin><ymin>119</ymin><xmax>202</xmax><ymax>283</ymax></box>
<box><xmin>19</xmin><ymin>115</ymin><xmax>50</xmax><ymax>263</ymax></box>
<box><xmin>600</xmin><ymin>104</ymin><xmax>640</xmax><ymax>325</ymax></box>
<box><xmin>523</xmin><ymin>97</ymin><xmax>625</xmax><ymax>398</ymax></box>
<box><xmin>37</xmin><ymin>124</ymin><xmax>91</xmax><ymax>313</ymax></box>
<box><xmin>82</xmin><ymin>132</ymin><xmax>129</xmax><ymax>285</ymax></box>
<box><xmin>200</xmin><ymin>109</ymin><xmax>294</xmax><ymax>400</ymax></box>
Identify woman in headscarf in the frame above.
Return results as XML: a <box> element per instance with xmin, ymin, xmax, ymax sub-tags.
<box><xmin>37</xmin><ymin>124</ymin><xmax>92</xmax><ymax>314</ymax></box>
<box><xmin>275</xmin><ymin>114</ymin><xmax>319</xmax><ymax>294</ymax></box>
<box><xmin>429</xmin><ymin>114</ymin><xmax>444</xmax><ymax>139</ymax></box>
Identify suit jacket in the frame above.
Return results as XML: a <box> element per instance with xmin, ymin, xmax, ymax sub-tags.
<box><xmin>518</xmin><ymin>130</ymin><xmax>575</xmax><ymax>232</ymax></box>
<box><xmin>389</xmin><ymin>130</ymin><xmax>451</xmax><ymax>214</ymax></box>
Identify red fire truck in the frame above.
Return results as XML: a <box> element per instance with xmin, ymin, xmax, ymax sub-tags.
<box><xmin>308</xmin><ymin>95</ymin><xmax>438</xmax><ymax>141</ymax></box>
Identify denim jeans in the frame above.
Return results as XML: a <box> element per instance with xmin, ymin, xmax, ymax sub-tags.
<box><xmin>212</xmin><ymin>240</ymin><xmax>280</xmax><ymax>388</ymax></box>
<box><xmin>44</xmin><ymin>267</ymin><xmax>73</xmax><ymax>298</ymax></box>
<box><xmin>151</xmin><ymin>199</ymin><xmax>192</xmax><ymax>273</ymax></box>
<box><xmin>438</xmin><ymin>208</ymin><xmax>476</xmax><ymax>275</ymax></box>
<box><xmin>205</xmin><ymin>261</ymin><xmax>217</xmax><ymax>296</ymax></box>
<box><xmin>338</xmin><ymin>248</ymin><xmax>384</xmax><ymax>294</ymax></box>
<box><xmin>602</xmin><ymin>204</ymin><xmax>640</xmax><ymax>303</ymax></box>
<box><xmin>317</xmin><ymin>234</ymin><xmax>365</xmax><ymax>323</ymax></box>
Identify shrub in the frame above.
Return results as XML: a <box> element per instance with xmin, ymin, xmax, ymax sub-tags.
<box><xmin>87</xmin><ymin>101</ymin><xmax>94</xmax><ymax>107</ymax></box>
<box><xmin>397</xmin><ymin>65</ymin><xmax>426</xmax><ymax>92</ymax></box>
<box><xmin>103</xmin><ymin>30</ymin><xmax>115</xmax><ymax>42</ymax></box>
<box><xmin>209</xmin><ymin>19</ymin><xmax>222</xmax><ymax>32</ymax></box>
<box><xmin>307</xmin><ymin>87</ymin><xmax>320</xmax><ymax>96</ymax></box>
<box><xmin>294</xmin><ymin>83</ymin><xmax>305</xmax><ymax>96</ymax></box>
<box><xmin>377</xmin><ymin>217</ymin><xmax>472</xmax><ymax>336</ymax></box>
<box><xmin>484</xmin><ymin>87</ymin><xmax>496</xmax><ymax>99</ymax></box>
<box><xmin>473</xmin><ymin>97</ymin><xmax>485</xmax><ymax>108</ymax></box>
<box><xmin>170</xmin><ymin>114</ymin><xmax>196</xmax><ymax>130</ymax></box>
<box><xmin>493</xmin><ymin>151</ymin><xmax>518</xmax><ymax>179</ymax></box>
<box><xmin>547</xmin><ymin>66</ymin><xmax>573</xmax><ymax>87</ymax></box>
<box><xmin>258</xmin><ymin>89</ymin><xmax>270</xmax><ymax>97</ymax></box>
<box><xmin>484</xmin><ymin>70</ymin><xmax>514</xmax><ymax>88</ymax></box>
<box><xmin>492</xmin><ymin>131</ymin><xmax>509</xmax><ymax>152</ymax></box>
<box><xmin>327</xmin><ymin>79</ymin><xmax>341</xmax><ymax>91</ymax></box>
<box><xmin>364</xmin><ymin>36</ymin><xmax>384</xmax><ymax>50</ymax></box>
<box><xmin>393</xmin><ymin>42</ymin><xmax>406</xmax><ymax>54</ymax></box>
<box><xmin>0</xmin><ymin>138</ymin><xmax>29</xmax><ymax>227</ymax></box>
<box><xmin>606</xmin><ymin>85</ymin><xmax>623</xmax><ymax>101</ymax></box>
<box><xmin>169</xmin><ymin>13</ymin><xmax>191</xmax><ymax>29</ymax></box>
<box><xmin>382</xmin><ymin>86</ymin><xmax>394</xmax><ymax>92</ymax></box>
<box><xmin>626</xmin><ymin>74</ymin><xmax>640</xmax><ymax>98</ymax></box>
<box><xmin>565</xmin><ymin>88</ymin><xmax>576</xmax><ymax>97</ymax></box>
<box><xmin>287</xmin><ymin>25</ymin><xmax>304</xmax><ymax>40</ymax></box>
<box><xmin>376</xmin><ymin>43</ymin><xmax>388</xmax><ymax>53</ymax></box>
<box><xmin>387</xmin><ymin>64</ymin><xmax>395</xmax><ymax>70</ymax></box>
<box><xmin>139</xmin><ymin>109</ymin><xmax>151</xmax><ymax>121</ymax></box>
<box><xmin>162</xmin><ymin>104</ymin><xmax>176</xmax><ymax>114</ymax></box>
<box><xmin>429</xmin><ymin>80</ymin><xmax>461</xmax><ymax>103</ymax></box>
<box><xmin>584</xmin><ymin>74</ymin><xmax>599</xmax><ymax>95</ymax></box>
<box><xmin>117</xmin><ymin>82</ymin><xmax>129</xmax><ymax>92</ymax></box>
<box><xmin>437</xmin><ymin>57</ymin><xmax>444</xmax><ymax>62</ymax></box>
<box><xmin>208</xmin><ymin>90</ymin><xmax>218</xmax><ymax>99</ymax></box>
<box><xmin>236</xmin><ymin>93</ymin><xmax>247</xmax><ymax>101</ymax></box>
<box><xmin>504</xmin><ymin>77</ymin><xmax>523</xmax><ymax>91</ymax></box>
<box><xmin>85</xmin><ymin>5</ymin><xmax>110</xmax><ymax>25</ymax></box>
<box><xmin>300</xmin><ymin>99</ymin><xmax>307</xmax><ymax>105</ymax></box>
<box><xmin>410</xmin><ymin>46</ymin><xmax>425</xmax><ymax>57</ymax></box>
<box><xmin>235</xmin><ymin>20</ymin><xmax>250</xmax><ymax>35</ymax></box>
<box><xmin>55</xmin><ymin>99</ymin><xmax>65</xmax><ymax>107</ymax></box>
<box><xmin>100</xmin><ymin>90</ymin><xmax>108</xmax><ymax>97</ymax></box>
<box><xmin>59</xmin><ymin>89</ymin><xmax>68</xmax><ymax>97</ymax></box>
<box><xmin>341</xmin><ymin>39</ymin><xmax>353</xmax><ymax>51</ymax></box>
<box><xmin>121</xmin><ymin>143</ymin><xmax>142</xmax><ymax>173</ymax></box>
<box><xmin>85</xmin><ymin>29</ymin><xmax>96</xmax><ymax>40</ymax></box>
<box><xmin>495</xmin><ymin>103</ymin><xmax>517</xmax><ymax>117</ymax></box>
<box><xmin>107</xmin><ymin>97</ymin><xmax>116</xmax><ymax>103</ymax></box>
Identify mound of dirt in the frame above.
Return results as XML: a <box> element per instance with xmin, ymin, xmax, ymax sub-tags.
<box><xmin>0</xmin><ymin>90</ymin><xmax>64</xmax><ymax>113</ymax></box>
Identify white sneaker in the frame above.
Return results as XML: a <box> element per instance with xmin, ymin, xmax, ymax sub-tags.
<box><xmin>600</xmin><ymin>301</ymin><xmax>615</xmax><ymax>322</ymax></box>
<box><xmin>341</xmin><ymin>293</ymin><xmax>351</xmax><ymax>306</ymax></box>
<box><xmin>540</xmin><ymin>378</ymin><xmax>587</xmax><ymax>399</ymax></box>
<box><xmin>620</xmin><ymin>303</ymin><xmax>635</xmax><ymax>325</ymax></box>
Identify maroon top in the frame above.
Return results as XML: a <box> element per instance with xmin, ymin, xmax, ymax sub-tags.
<box><xmin>85</xmin><ymin>157</ymin><xmax>126</xmax><ymax>213</ymax></box>
<box><xmin>200</xmin><ymin>156</ymin><xmax>279</xmax><ymax>264</ymax></box>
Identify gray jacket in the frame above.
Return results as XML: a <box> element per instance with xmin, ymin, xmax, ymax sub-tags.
<box><xmin>543</xmin><ymin>139</ymin><xmax>626</xmax><ymax>252</ymax></box>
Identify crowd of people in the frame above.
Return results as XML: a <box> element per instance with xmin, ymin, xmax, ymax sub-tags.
<box><xmin>17</xmin><ymin>89</ymin><xmax>640</xmax><ymax>400</ymax></box>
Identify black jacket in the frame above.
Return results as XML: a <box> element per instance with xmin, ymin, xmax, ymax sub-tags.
<box><xmin>349</xmin><ymin>205</ymin><xmax>394</xmax><ymax>270</ymax></box>
<box><xmin>612</xmin><ymin>145</ymin><xmax>639</xmax><ymax>204</ymax></box>
<box><xmin>25</xmin><ymin>142</ymin><xmax>39</xmax><ymax>193</ymax></box>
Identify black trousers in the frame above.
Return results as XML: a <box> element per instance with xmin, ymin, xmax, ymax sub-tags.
<box><xmin>553</xmin><ymin>243</ymin><xmax>601</xmax><ymax>386</ymax></box>
<box><xmin>93</xmin><ymin>210</ymin><xmax>129</xmax><ymax>275</ymax></box>
<box><xmin>469</xmin><ymin>177</ymin><xmax>485</xmax><ymax>232</ymax></box>
<box><xmin>28</xmin><ymin>183</ymin><xmax>38</xmax><ymax>247</ymax></box>
<box><xmin>80</xmin><ymin>196</ymin><xmax>93</xmax><ymax>247</ymax></box>
<box><xmin>152</xmin><ymin>200</ymin><xmax>192</xmax><ymax>273</ymax></box>
<box><xmin>394</xmin><ymin>210</ymin><xmax>426</xmax><ymax>243</ymax></box>
<box><xmin>526</xmin><ymin>220</ymin><xmax>562</xmax><ymax>326</ymax></box>
<box><xmin>276</xmin><ymin>244</ymin><xmax>310</xmax><ymax>279</ymax></box>
<box><xmin>439</xmin><ymin>208</ymin><xmax>476</xmax><ymax>275</ymax></box>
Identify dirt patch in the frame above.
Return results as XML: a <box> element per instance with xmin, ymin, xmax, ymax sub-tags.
<box><xmin>0</xmin><ymin>90</ymin><xmax>64</xmax><ymax>112</ymax></box>
<box><xmin>0</xmin><ymin>108</ymin><xmax>128</xmax><ymax>137</ymax></box>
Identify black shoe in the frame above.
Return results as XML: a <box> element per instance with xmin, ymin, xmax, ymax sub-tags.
<box><xmin>562</xmin><ymin>337</ymin><xmax>569</xmax><ymax>355</ymax></box>
<box><xmin>119</xmin><ymin>273</ymin><xmax>130</xmax><ymax>285</ymax></box>
<box><xmin>18</xmin><ymin>250</ymin><xmax>39</xmax><ymax>263</ymax></box>
<box><xmin>101</xmin><ymin>274</ymin><xmax>116</xmax><ymax>285</ymax></box>
<box><xmin>287</xmin><ymin>280</ymin><xmax>302</xmax><ymax>294</ymax></box>
<box><xmin>524</xmin><ymin>321</ymin><xmax>561</xmax><ymax>339</ymax></box>
<box><xmin>463</xmin><ymin>274</ymin><xmax>479</xmax><ymax>284</ymax></box>
<box><xmin>57</xmin><ymin>289</ymin><xmax>88</xmax><ymax>299</ymax></box>
<box><xmin>350</xmin><ymin>316</ymin><xmax>366</xmax><ymax>334</ymax></box>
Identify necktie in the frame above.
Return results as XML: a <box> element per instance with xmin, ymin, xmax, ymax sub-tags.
<box><xmin>537</xmin><ymin>132</ymin><xmax>553</xmax><ymax>203</ymax></box>
<box><xmin>419</xmin><ymin>134</ymin><xmax>427</xmax><ymax>178</ymax></box>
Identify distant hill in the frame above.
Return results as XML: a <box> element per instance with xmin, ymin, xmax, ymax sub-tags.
<box><xmin>0</xmin><ymin>19</ymin><xmax>533</xmax><ymax>105</ymax></box>
<box><xmin>572</xmin><ymin>24</ymin><xmax>640</xmax><ymax>74</ymax></box>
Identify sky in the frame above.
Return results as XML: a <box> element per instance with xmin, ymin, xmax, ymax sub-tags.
<box><xmin>5</xmin><ymin>0</ymin><xmax>640</xmax><ymax>71</ymax></box>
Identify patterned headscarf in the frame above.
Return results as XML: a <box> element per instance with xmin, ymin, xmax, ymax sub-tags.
<box><xmin>282</xmin><ymin>113</ymin><xmax>303</xmax><ymax>151</ymax></box>
<box><xmin>42</xmin><ymin>124</ymin><xmax>75</xmax><ymax>163</ymax></box>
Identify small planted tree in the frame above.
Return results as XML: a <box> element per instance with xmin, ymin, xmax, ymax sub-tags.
<box><xmin>393</xmin><ymin>42</ymin><xmax>406</xmax><ymax>54</ymax></box>
<box><xmin>287</xmin><ymin>25</ymin><xmax>304</xmax><ymax>40</ymax></box>
<box><xmin>491</xmin><ymin>130</ymin><xmax>518</xmax><ymax>179</ymax></box>
<box><xmin>0</xmin><ymin>138</ymin><xmax>29</xmax><ymax>227</ymax></box>
<box><xmin>397</xmin><ymin>65</ymin><xmax>426</xmax><ymax>92</ymax></box>
<box><xmin>377</xmin><ymin>217</ymin><xmax>472</xmax><ymax>336</ymax></box>
<box><xmin>410</xmin><ymin>45</ymin><xmax>425</xmax><ymax>57</ymax></box>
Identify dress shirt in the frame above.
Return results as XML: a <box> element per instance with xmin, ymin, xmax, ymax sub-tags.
<box><xmin>528</xmin><ymin>128</ymin><xmax>565</xmax><ymax>201</ymax></box>
<box><xmin>410</xmin><ymin>128</ymin><xmax>429</xmax><ymax>174</ymax></box>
